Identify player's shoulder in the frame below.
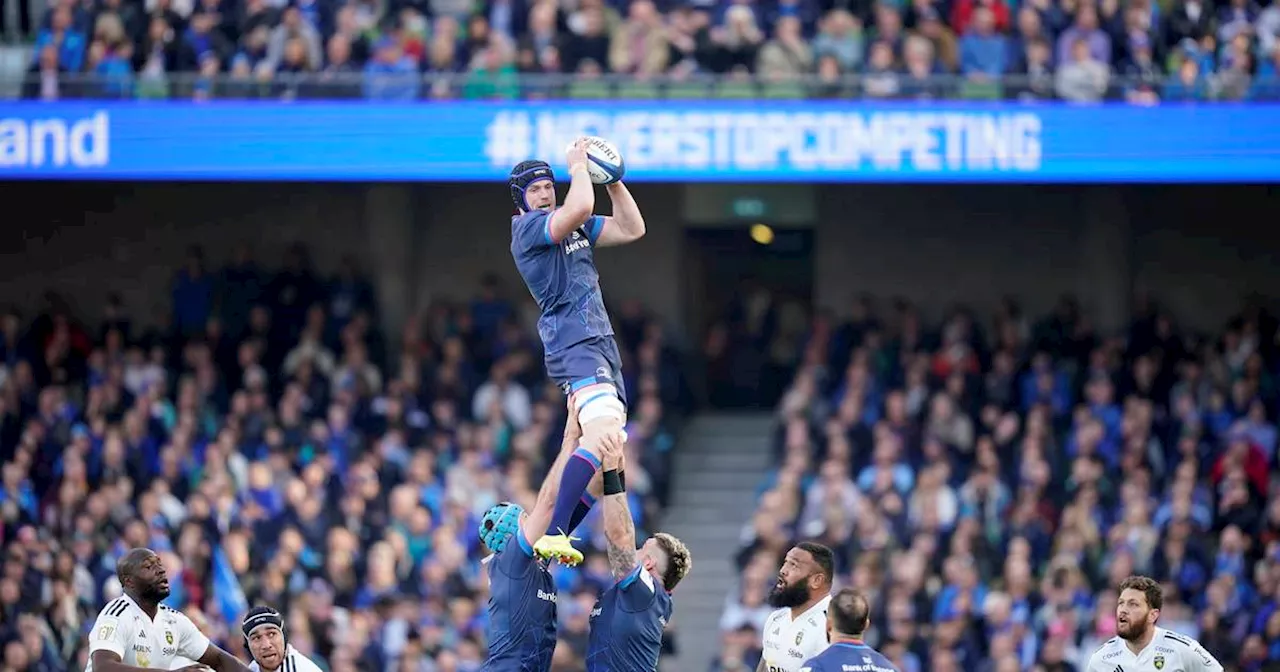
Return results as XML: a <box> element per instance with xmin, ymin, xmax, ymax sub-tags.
<box><xmin>1090</xmin><ymin>637</ymin><xmax>1123</xmax><ymax>655</ymax></box>
<box><xmin>804</xmin><ymin>596</ymin><xmax>832</xmax><ymax>629</ymax></box>
<box><xmin>513</xmin><ymin>209</ymin><xmax>549</xmax><ymax>229</ymax></box>
<box><xmin>159</xmin><ymin>603</ymin><xmax>197</xmax><ymax>626</ymax></box>
<box><xmin>763</xmin><ymin>606</ymin><xmax>789</xmax><ymax>629</ymax></box>
<box><xmin>288</xmin><ymin>648</ymin><xmax>325</xmax><ymax>672</ymax></box>
<box><xmin>96</xmin><ymin>598</ymin><xmax>133</xmax><ymax>620</ymax></box>
<box><xmin>1158</xmin><ymin>628</ymin><xmax>1198</xmax><ymax>648</ymax></box>
<box><xmin>1086</xmin><ymin>637</ymin><xmax>1123</xmax><ymax>667</ymax></box>
<box><xmin>1158</xmin><ymin>628</ymin><xmax>1209</xmax><ymax>659</ymax></box>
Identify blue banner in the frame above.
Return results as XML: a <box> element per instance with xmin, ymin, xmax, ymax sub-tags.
<box><xmin>0</xmin><ymin>101</ymin><xmax>1276</xmax><ymax>182</ymax></box>
<box><xmin>210</xmin><ymin>546</ymin><xmax>248</xmax><ymax>626</ymax></box>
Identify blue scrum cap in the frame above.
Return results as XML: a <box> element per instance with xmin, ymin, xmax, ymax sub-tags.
<box><xmin>480</xmin><ymin>501</ymin><xmax>525</xmax><ymax>553</ymax></box>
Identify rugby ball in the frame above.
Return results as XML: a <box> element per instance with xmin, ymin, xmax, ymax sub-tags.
<box><xmin>568</xmin><ymin>136</ymin><xmax>625</xmax><ymax>185</ymax></box>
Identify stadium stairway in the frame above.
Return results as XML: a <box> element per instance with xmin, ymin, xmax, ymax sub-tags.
<box><xmin>660</xmin><ymin>412</ymin><xmax>776</xmax><ymax>672</ymax></box>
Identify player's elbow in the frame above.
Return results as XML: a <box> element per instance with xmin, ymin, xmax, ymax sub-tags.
<box><xmin>627</xmin><ymin>216</ymin><xmax>647</xmax><ymax>241</ymax></box>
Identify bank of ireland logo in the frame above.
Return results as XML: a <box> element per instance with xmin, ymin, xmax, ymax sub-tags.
<box><xmin>1153</xmin><ymin>655</ymin><xmax>1164</xmax><ymax>670</ymax></box>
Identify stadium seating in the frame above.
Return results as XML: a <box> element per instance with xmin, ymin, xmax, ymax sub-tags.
<box><xmin>16</xmin><ymin>0</ymin><xmax>1280</xmax><ymax>102</ymax></box>
<box><xmin>0</xmin><ymin>245</ymin><xmax>685</xmax><ymax>671</ymax></box>
<box><xmin>714</xmin><ymin>297</ymin><xmax>1280</xmax><ymax>672</ymax></box>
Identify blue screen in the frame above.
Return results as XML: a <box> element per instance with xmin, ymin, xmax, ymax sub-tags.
<box><xmin>0</xmin><ymin>101</ymin><xmax>1276</xmax><ymax>182</ymax></box>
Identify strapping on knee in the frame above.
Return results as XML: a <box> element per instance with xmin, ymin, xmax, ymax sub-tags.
<box><xmin>574</xmin><ymin>383</ymin><xmax>627</xmax><ymax>427</ymax></box>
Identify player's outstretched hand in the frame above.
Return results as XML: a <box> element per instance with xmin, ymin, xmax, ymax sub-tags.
<box><xmin>566</xmin><ymin>137</ymin><xmax>589</xmax><ymax>173</ymax></box>
<box><xmin>565</xmin><ymin>397</ymin><xmax>583</xmax><ymax>439</ymax></box>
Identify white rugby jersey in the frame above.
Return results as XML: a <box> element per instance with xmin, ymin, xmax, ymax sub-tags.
<box><xmin>760</xmin><ymin>595</ymin><xmax>832</xmax><ymax>672</ymax></box>
<box><xmin>86</xmin><ymin>596</ymin><xmax>210</xmax><ymax>671</ymax></box>
<box><xmin>1085</xmin><ymin>627</ymin><xmax>1223</xmax><ymax>672</ymax></box>
<box><xmin>249</xmin><ymin>644</ymin><xmax>324</xmax><ymax>672</ymax></box>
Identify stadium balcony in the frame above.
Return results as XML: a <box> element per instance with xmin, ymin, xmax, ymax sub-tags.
<box><xmin>11</xmin><ymin>70</ymin><xmax>1280</xmax><ymax>103</ymax></box>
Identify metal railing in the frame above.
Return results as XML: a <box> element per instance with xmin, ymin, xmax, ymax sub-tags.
<box><xmin>6</xmin><ymin>71</ymin><xmax>1278</xmax><ymax>103</ymax></box>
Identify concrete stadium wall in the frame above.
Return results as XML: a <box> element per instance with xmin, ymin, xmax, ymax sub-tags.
<box><xmin>0</xmin><ymin>182</ymin><xmax>1275</xmax><ymax>337</ymax></box>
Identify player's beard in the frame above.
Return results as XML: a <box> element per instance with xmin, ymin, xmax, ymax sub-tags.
<box><xmin>142</xmin><ymin>578</ymin><xmax>171</xmax><ymax>603</ymax></box>
<box><xmin>768</xmin><ymin>577</ymin><xmax>811</xmax><ymax>609</ymax></box>
<box><xmin>1116</xmin><ymin>613</ymin><xmax>1149</xmax><ymax>642</ymax></box>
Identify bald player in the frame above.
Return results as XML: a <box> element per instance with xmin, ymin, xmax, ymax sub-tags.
<box><xmin>87</xmin><ymin>548</ymin><xmax>252</xmax><ymax>672</ymax></box>
<box><xmin>799</xmin><ymin>589</ymin><xmax>897</xmax><ymax>672</ymax></box>
<box><xmin>759</xmin><ymin>543</ymin><xmax>835</xmax><ymax>672</ymax></box>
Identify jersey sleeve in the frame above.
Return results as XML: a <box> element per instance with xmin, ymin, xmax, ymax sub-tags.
<box><xmin>494</xmin><ymin>526</ymin><xmax>537</xmax><ymax>577</ymax></box>
<box><xmin>294</xmin><ymin>652</ymin><xmax>326</xmax><ymax>672</ymax></box>
<box><xmin>618</xmin><ymin>565</ymin><xmax>655</xmax><ymax>595</ymax></box>
<box><xmin>1083</xmin><ymin>647</ymin><xmax>1109</xmax><ymax>672</ymax></box>
<box><xmin>798</xmin><ymin>656</ymin><xmax>825</xmax><ymax>672</ymax></box>
<box><xmin>1184</xmin><ymin>641</ymin><xmax>1224</xmax><ymax>671</ymax></box>
<box><xmin>87</xmin><ymin>604</ymin><xmax>131</xmax><ymax>658</ymax></box>
<box><xmin>513</xmin><ymin>210</ymin><xmax>555</xmax><ymax>252</ymax></box>
<box><xmin>174</xmin><ymin>610</ymin><xmax>212</xmax><ymax>662</ymax></box>
<box><xmin>585</xmin><ymin>216</ymin><xmax>606</xmax><ymax>245</ymax></box>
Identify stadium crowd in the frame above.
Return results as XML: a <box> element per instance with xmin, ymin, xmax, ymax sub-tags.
<box><xmin>716</xmin><ymin>295</ymin><xmax>1280</xmax><ymax>672</ymax></box>
<box><xmin>0</xmin><ymin>243</ymin><xmax>686</xmax><ymax>672</ymax></box>
<box><xmin>18</xmin><ymin>0</ymin><xmax>1280</xmax><ymax>100</ymax></box>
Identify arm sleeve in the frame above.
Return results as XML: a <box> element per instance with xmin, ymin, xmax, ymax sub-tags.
<box><xmin>618</xmin><ymin>565</ymin><xmax>655</xmax><ymax>595</ymax></box>
<box><xmin>513</xmin><ymin>211</ymin><xmax>554</xmax><ymax>253</ymax></box>
<box><xmin>175</xmin><ymin>611</ymin><xmax>213</xmax><ymax>661</ymax></box>
<box><xmin>585</xmin><ymin>216</ymin><xmax>606</xmax><ymax>245</ymax></box>
<box><xmin>87</xmin><ymin>609</ymin><xmax>129</xmax><ymax>658</ymax></box>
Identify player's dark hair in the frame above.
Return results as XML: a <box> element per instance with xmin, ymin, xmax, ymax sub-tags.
<box><xmin>829</xmin><ymin>588</ymin><xmax>872</xmax><ymax>637</ymax></box>
<box><xmin>1118</xmin><ymin>575</ymin><xmax>1163</xmax><ymax>610</ymax></box>
<box><xmin>796</xmin><ymin>541</ymin><xmax>835</xmax><ymax>586</ymax></box>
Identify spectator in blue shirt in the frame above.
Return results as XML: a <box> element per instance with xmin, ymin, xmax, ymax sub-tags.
<box><xmin>172</xmin><ymin>246</ymin><xmax>215</xmax><ymax>338</ymax></box>
<box><xmin>1164</xmin><ymin>56</ymin><xmax>1209</xmax><ymax>101</ymax></box>
<box><xmin>35</xmin><ymin>6</ymin><xmax>87</xmax><ymax>72</ymax></box>
<box><xmin>960</xmin><ymin>7</ymin><xmax>1008</xmax><ymax>78</ymax></box>
<box><xmin>364</xmin><ymin>36</ymin><xmax>421</xmax><ymax>100</ymax></box>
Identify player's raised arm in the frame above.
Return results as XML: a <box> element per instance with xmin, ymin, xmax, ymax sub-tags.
<box><xmin>547</xmin><ymin>138</ymin><xmax>597</xmax><ymax>243</ymax></box>
<box><xmin>594</xmin><ymin>182</ymin><xmax>646</xmax><ymax>248</ymax></box>
<box><xmin>599</xmin><ymin>435</ymin><xmax>639</xmax><ymax>580</ymax></box>
<box><xmin>521</xmin><ymin>405</ymin><xmax>587</xmax><ymax>545</ymax></box>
